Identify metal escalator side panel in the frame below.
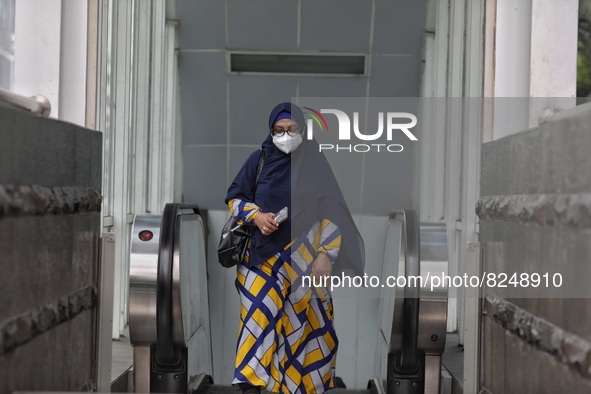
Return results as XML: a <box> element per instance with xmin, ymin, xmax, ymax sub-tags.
<box><xmin>378</xmin><ymin>221</ymin><xmax>402</xmax><ymax>348</ymax></box>
<box><xmin>418</xmin><ymin>223</ymin><xmax>449</xmax><ymax>300</ymax></box>
<box><xmin>156</xmin><ymin>203</ymin><xmax>179</xmax><ymax>365</ymax></box>
<box><xmin>156</xmin><ymin>203</ymin><xmax>203</xmax><ymax>366</ymax></box>
<box><xmin>172</xmin><ymin>215</ymin><xmax>183</xmax><ymax>345</ymax></box>
<box><xmin>380</xmin><ymin>211</ymin><xmax>449</xmax><ymax>394</ymax></box>
<box><xmin>129</xmin><ymin>215</ymin><xmax>161</xmax><ymax>345</ymax></box>
<box><xmin>417</xmin><ymin>299</ymin><xmax>448</xmax><ymax>355</ymax></box>
<box><xmin>159</xmin><ymin>207</ymin><xmax>208</xmax><ymax>347</ymax></box>
<box><xmin>154</xmin><ymin>203</ymin><xmax>213</xmax><ymax>389</ymax></box>
<box><xmin>417</xmin><ymin>223</ymin><xmax>448</xmax><ymax>356</ymax></box>
<box><xmin>176</xmin><ymin>213</ymin><xmax>214</xmax><ymax>377</ymax></box>
<box><xmin>375</xmin><ymin>220</ymin><xmax>402</xmax><ymax>388</ymax></box>
<box><xmin>399</xmin><ymin>210</ymin><xmax>420</xmax><ymax>372</ymax></box>
<box><xmin>174</xmin><ymin>213</ymin><xmax>209</xmax><ymax>344</ymax></box>
<box><xmin>385</xmin><ymin>210</ymin><xmax>421</xmax><ymax>367</ymax></box>
<box><xmin>385</xmin><ymin>215</ymin><xmax>406</xmax><ymax>355</ymax></box>
<box><xmin>385</xmin><ymin>217</ymin><xmax>449</xmax><ymax>357</ymax></box>
<box><xmin>130</xmin><ymin>204</ymin><xmax>209</xmax><ymax>392</ymax></box>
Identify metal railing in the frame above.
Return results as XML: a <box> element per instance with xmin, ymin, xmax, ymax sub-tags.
<box><xmin>129</xmin><ymin>203</ymin><xmax>212</xmax><ymax>393</ymax></box>
<box><xmin>386</xmin><ymin>210</ymin><xmax>449</xmax><ymax>394</ymax></box>
<box><xmin>0</xmin><ymin>88</ymin><xmax>51</xmax><ymax>117</ymax></box>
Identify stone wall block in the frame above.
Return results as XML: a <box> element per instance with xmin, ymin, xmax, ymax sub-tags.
<box><xmin>479</xmin><ymin>107</ymin><xmax>591</xmax><ymax>391</ymax></box>
<box><xmin>0</xmin><ymin>107</ymin><xmax>102</xmax><ymax>392</ymax></box>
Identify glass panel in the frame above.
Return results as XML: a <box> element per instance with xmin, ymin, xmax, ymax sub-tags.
<box><xmin>0</xmin><ymin>0</ymin><xmax>15</xmax><ymax>90</ymax></box>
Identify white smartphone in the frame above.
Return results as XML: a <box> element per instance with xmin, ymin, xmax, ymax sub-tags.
<box><xmin>274</xmin><ymin>207</ymin><xmax>288</xmax><ymax>224</ymax></box>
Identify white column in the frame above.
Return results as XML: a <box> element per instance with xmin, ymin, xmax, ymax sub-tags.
<box><xmin>460</xmin><ymin>0</ymin><xmax>485</xmax><ymax>382</ymax></box>
<box><xmin>59</xmin><ymin>0</ymin><xmax>88</xmax><ymax>126</ymax></box>
<box><xmin>162</xmin><ymin>20</ymin><xmax>178</xmax><ymax>204</ymax></box>
<box><xmin>528</xmin><ymin>0</ymin><xmax>578</xmax><ymax>125</ymax></box>
<box><xmin>132</xmin><ymin>0</ymin><xmax>152</xmax><ymax>215</ymax></box>
<box><xmin>530</xmin><ymin>0</ymin><xmax>578</xmax><ymax>98</ymax></box>
<box><xmin>491</xmin><ymin>0</ymin><xmax>578</xmax><ymax>139</ymax></box>
<box><xmin>111</xmin><ymin>0</ymin><xmax>134</xmax><ymax>338</ymax></box>
<box><xmin>14</xmin><ymin>0</ymin><xmax>62</xmax><ymax>116</ymax></box>
<box><xmin>492</xmin><ymin>0</ymin><xmax>532</xmax><ymax>138</ymax></box>
<box><xmin>444</xmin><ymin>0</ymin><xmax>467</xmax><ymax>334</ymax></box>
<box><xmin>148</xmin><ymin>0</ymin><xmax>167</xmax><ymax>213</ymax></box>
<box><xmin>14</xmin><ymin>0</ymin><xmax>89</xmax><ymax>126</ymax></box>
<box><xmin>494</xmin><ymin>0</ymin><xmax>532</xmax><ymax>98</ymax></box>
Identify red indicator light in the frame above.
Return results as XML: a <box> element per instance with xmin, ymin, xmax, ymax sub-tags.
<box><xmin>139</xmin><ymin>230</ymin><xmax>153</xmax><ymax>242</ymax></box>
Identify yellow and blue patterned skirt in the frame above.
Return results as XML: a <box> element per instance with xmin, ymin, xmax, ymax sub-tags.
<box><xmin>233</xmin><ymin>244</ymin><xmax>338</xmax><ymax>393</ymax></box>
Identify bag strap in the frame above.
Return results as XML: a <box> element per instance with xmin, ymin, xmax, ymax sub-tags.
<box><xmin>253</xmin><ymin>148</ymin><xmax>265</xmax><ymax>193</ymax></box>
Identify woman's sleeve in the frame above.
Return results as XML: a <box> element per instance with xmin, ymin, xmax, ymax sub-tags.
<box><xmin>228</xmin><ymin>198</ymin><xmax>261</xmax><ymax>226</ymax></box>
<box><xmin>315</xmin><ymin>219</ymin><xmax>342</xmax><ymax>262</ymax></box>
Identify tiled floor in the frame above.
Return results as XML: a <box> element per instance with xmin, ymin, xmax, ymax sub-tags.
<box><xmin>111</xmin><ymin>328</ymin><xmax>464</xmax><ymax>389</ymax></box>
<box><xmin>111</xmin><ymin>327</ymin><xmax>133</xmax><ymax>383</ymax></box>
<box><xmin>442</xmin><ymin>333</ymin><xmax>464</xmax><ymax>388</ymax></box>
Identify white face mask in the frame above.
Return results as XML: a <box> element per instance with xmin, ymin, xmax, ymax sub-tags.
<box><xmin>273</xmin><ymin>133</ymin><xmax>303</xmax><ymax>154</ymax></box>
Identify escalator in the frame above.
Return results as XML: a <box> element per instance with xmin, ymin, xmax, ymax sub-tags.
<box><xmin>129</xmin><ymin>204</ymin><xmax>212</xmax><ymax>393</ymax></box>
<box><xmin>128</xmin><ymin>205</ymin><xmax>449</xmax><ymax>394</ymax></box>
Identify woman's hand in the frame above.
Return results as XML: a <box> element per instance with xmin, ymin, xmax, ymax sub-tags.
<box><xmin>311</xmin><ymin>253</ymin><xmax>332</xmax><ymax>278</ymax></box>
<box><xmin>254</xmin><ymin>212</ymin><xmax>279</xmax><ymax>236</ymax></box>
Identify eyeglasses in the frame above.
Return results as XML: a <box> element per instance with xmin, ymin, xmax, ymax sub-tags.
<box><xmin>271</xmin><ymin>127</ymin><xmax>302</xmax><ymax>137</ymax></box>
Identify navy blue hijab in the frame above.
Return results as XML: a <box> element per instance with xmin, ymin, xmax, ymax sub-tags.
<box><xmin>226</xmin><ymin>102</ymin><xmax>365</xmax><ymax>274</ymax></box>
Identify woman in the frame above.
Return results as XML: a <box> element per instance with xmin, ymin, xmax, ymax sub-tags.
<box><xmin>225</xmin><ymin>102</ymin><xmax>364</xmax><ymax>394</ymax></box>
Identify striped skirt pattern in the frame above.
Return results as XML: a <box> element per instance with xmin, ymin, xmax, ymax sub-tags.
<box><xmin>233</xmin><ymin>241</ymin><xmax>338</xmax><ymax>393</ymax></box>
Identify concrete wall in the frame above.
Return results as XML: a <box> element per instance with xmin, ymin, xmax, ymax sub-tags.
<box><xmin>477</xmin><ymin>105</ymin><xmax>591</xmax><ymax>392</ymax></box>
<box><xmin>0</xmin><ymin>106</ymin><xmax>102</xmax><ymax>392</ymax></box>
<box><xmin>176</xmin><ymin>0</ymin><xmax>427</xmax><ymax>210</ymax></box>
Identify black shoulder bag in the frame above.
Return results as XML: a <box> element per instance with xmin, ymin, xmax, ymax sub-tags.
<box><xmin>217</xmin><ymin>149</ymin><xmax>265</xmax><ymax>268</ymax></box>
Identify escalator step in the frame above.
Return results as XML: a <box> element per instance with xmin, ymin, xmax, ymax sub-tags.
<box><xmin>195</xmin><ymin>385</ymin><xmax>371</xmax><ymax>394</ymax></box>
<box><xmin>193</xmin><ymin>385</ymin><xmax>235</xmax><ymax>394</ymax></box>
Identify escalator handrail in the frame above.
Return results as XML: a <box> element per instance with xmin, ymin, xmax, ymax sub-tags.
<box><xmin>393</xmin><ymin>210</ymin><xmax>421</xmax><ymax>373</ymax></box>
<box><xmin>156</xmin><ymin>202</ymin><xmax>201</xmax><ymax>365</ymax></box>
